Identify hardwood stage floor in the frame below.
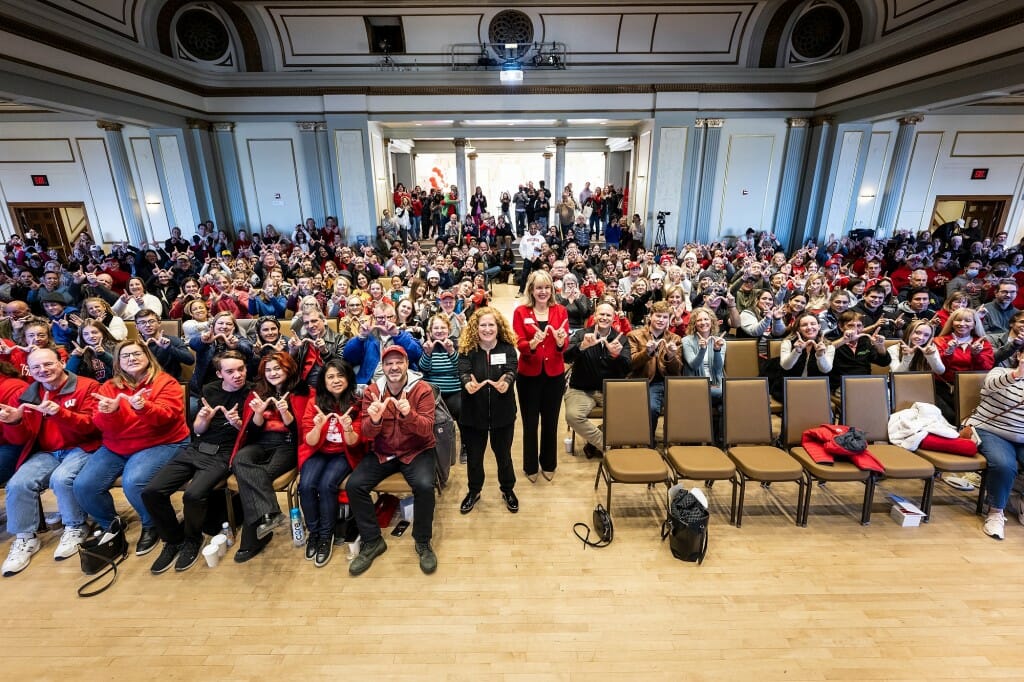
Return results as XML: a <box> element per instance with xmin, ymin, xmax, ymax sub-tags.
<box><xmin>2</xmin><ymin>284</ymin><xmax>1023</xmax><ymax>680</ymax></box>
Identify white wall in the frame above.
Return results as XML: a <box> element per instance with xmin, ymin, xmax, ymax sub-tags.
<box><xmin>0</xmin><ymin>121</ymin><xmax>128</xmax><ymax>244</ymax></box>
<box><xmin>896</xmin><ymin>114</ymin><xmax>1024</xmax><ymax>239</ymax></box>
<box><xmin>709</xmin><ymin>118</ymin><xmax>786</xmax><ymax>239</ymax></box>
<box><xmin>233</xmin><ymin>122</ymin><xmax>313</xmax><ymax>236</ymax></box>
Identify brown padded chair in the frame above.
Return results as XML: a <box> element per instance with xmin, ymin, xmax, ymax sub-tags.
<box><xmin>890</xmin><ymin>372</ymin><xmax>937</xmax><ymax>412</ymax></box>
<box><xmin>722</xmin><ymin>378</ymin><xmax>805</xmax><ymax>527</ymax></box>
<box><xmin>594</xmin><ymin>379</ymin><xmax>671</xmax><ymax>514</ymax></box>
<box><xmin>841</xmin><ymin>375</ymin><xmax>936</xmax><ymax>518</ymax></box>
<box><xmin>663</xmin><ymin>377</ymin><xmax>735</xmax><ymax>485</ymax></box>
<box><xmin>123</xmin><ymin>320</ymin><xmax>138</xmax><ymax>341</ymax></box>
<box><xmin>911</xmin><ymin>370</ymin><xmax>988</xmax><ymax>515</ymax></box>
<box><xmin>225</xmin><ymin>469</ymin><xmax>299</xmax><ymax>530</ymax></box>
<box><xmin>784</xmin><ymin>377</ymin><xmax>874</xmax><ymax>526</ymax></box>
<box><xmin>159</xmin><ymin>319</ymin><xmax>182</xmax><ymax>339</ymax></box>
<box><xmin>725</xmin><ymin>339</ymin><xmax>782</xmax><ymax>414</ymax></box>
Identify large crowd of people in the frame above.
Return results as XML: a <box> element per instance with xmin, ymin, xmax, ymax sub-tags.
<box><xmin>1</xmin><ymin>179</ymin><xmax>1023</xmax><ymax>583</ymax></box>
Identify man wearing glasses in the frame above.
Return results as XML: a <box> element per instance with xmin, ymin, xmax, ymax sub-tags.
<box><xmin>344</xmin><ymin>301</ymin><xmax>423</xmax><ymax>387</ymax></box>
<box><xmin>134</xmin><ymin>309</ymin><xmax>194</xmax><ymax>380</ymax></box>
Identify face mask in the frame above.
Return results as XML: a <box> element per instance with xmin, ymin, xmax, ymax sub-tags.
<box><xmin>965</xmin><ymin>269</ymin><xmax>979</xmax><ymax>278</ymax></box>
<box><xmin>994</xmin><ymin>270</ymin><xmax>1008</xmax><ymax>277</ymax></box>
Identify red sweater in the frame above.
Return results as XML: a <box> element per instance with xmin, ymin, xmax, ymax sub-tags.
<box><xmin>3</xmin><ymin>374</ymin><xmax>101</xmax><ymax>468</ymax></box>
<box><xmin>93</xmin><ymin>372</ymin><xmax>190</xmax><ymax>456</ymax></box>
<box><xmin>298</xmin><ymin>390</ymin><xmax>365</xmax><ymax>470</ymax></box>
<box><xmin>513</xmin><ymin>303</ymin><xmax>568</xmax><ymax>377</ymax></box>
<box><xmin>230</xmin><ymin>390</ymin><xmax>310</xmax><ymax>465</ymax></box>
<box><xmin>932</xmin><ymin>335</ymin><xmax>995</xmax><ymax>385</ymax></box>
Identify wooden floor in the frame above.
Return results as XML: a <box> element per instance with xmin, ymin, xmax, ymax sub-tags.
<box><xmin>4</xmin><ymin>284</ymin><xmax>1024</xmax><ymax>680</ymax></box>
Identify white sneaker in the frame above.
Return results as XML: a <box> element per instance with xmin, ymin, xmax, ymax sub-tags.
<box><xmin>1005</xmin><ymin>493</ymin><xmax>1024</xmax><ymax>526</ymax></box>
<box><xmin>983</xmin><ymin>512</ymin><xmax>1006</xmax><ymax>541</ymax></box>
<box><xmin>53</xmin><ymin>526</ymin><xmax>85</xmax><ymax>560</ymax></box>
<box><xmin>2</xmin><ymin>537</ymin><xmax>41</xmax><ymax>577</ymax></box>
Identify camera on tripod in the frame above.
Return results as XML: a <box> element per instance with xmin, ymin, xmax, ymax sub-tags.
<box><xmin>657</xmin><ymin>210</ymin><xmax>671</xmax><ymax>224</ymax></box>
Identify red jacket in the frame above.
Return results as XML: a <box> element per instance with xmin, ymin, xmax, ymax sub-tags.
<box><xmin>801</xmin><ymin>424</ymin><xmax>885</xmax><ymax>473</ymax></box>
<box><xmin>4</xmin><ymin>373</ymin><xmax>101</xmax><ymax>469</ymax></box>
<box><xmin>513</xmin><ymin>303</ymin><xmax>568</xmax><ymax>377</ymax></box>
<box><xmin>932</xmin><ymin>335</ymin><xmax>995</xmax><ymax>385</ymax></box>
<box><xmin>0</xmin><ymin>375</ymin><xmax>29</xmax><ymax>445</ymax></box>
<box><xmin>360</xmin><ymin>373</ymin><xmax>435</xmax><ymax>464</ymax></box>
<box><xmin>298</xmin><ymin>390</ymin><xmax>365</xmax><ymax>471</ymax></box>
<box><xmin>93</xmin><ymin>371</ymin><xmax>190</xmax><ymax>456</ymax></box>
<box><xmin>230</xmin><ymin>390</ymin><xmax>310</xmax><ymax>466</ymax></box>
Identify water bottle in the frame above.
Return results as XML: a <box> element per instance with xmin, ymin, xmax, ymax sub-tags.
<box><xmin>221</xmin><ymin>521</ymin><xmax>234</xmax><ymax>548</ymax></box>
<box><xmin>290</xmin><ymin>507</ymin><xmax>305</xmax><ymax>547</ymax></box>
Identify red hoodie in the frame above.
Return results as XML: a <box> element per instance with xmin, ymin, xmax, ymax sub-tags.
<box><xmin>93</xmin><ymin>371</ymin><xmax>190</xmax><ymax>456</ymax></box>
<box><xmin>3</xmin><ymin>373</ymin><xmax>101</xmax><ymax>468</ymax></box>
<box><xmin>298</xmin><ymin>390</ymin><xmax>365</xmax><ymax>471</ymax></box>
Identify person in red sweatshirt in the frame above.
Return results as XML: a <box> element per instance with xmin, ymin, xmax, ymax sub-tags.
<box><xmin>0</xmin><ymin>361</ymin><xmax>29</xmax><ymax>486</ymax></box>
<box><xmin>0</xmin><ymin>347</ymin><xmax>100</xmax><ymax>577</ymax></box>
<box><xmin>346</xmin><ymin>345</ymin><xmax>437</xmax><ymax>577</ymax></box>
<box><xmin>73</xmin><ymin>341</ymin><xmax>191</xmax><ymax>558</ymax></box>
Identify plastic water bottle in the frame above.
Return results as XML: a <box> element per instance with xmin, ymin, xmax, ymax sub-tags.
<box><xmin>290</xmin><ymin>507</ymin><xmax>305</xmax><ymax>547</ymax></box>
<box><xmin>221</xmin><ymin>521</ymin><xmax>234</xmax><ymax>548</ymax></box>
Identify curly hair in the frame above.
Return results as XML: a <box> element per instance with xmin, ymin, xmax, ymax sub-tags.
<box><xmin>458</xmin><ymin>306</ymin><xmax>517</xmax><ymax>353</ymax></box>
<box><xmin>685</xmin><ymin>307</ymin><xmax>720</xmax><ymax>336</ymax></box>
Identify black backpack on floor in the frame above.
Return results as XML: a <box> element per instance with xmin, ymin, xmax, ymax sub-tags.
<box><xmin>662</xmin><ymin>489</ymin><xmax>709</xmax><ymax>564</ymax></box>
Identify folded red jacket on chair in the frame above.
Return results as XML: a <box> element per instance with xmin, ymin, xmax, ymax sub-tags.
<box><xmin>801</xmin><ymin>424</ymin><xmax>886</xmax><ymax>473</ymax></box>
<box><xmin>918</xmin><ymin>433</ymin><xmax>978</xmax><ymax>456</ymax></box>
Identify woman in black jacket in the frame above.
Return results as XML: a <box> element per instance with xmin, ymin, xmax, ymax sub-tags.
<box><xmin>456</xmin><ymin>307</ymin><xmax>519</xmax><ymax>515</ymax></box>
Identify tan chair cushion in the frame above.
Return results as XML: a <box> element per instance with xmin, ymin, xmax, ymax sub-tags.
<box><xmin>373</xmin><ymin>472</ymin><xmax>413</xmax><ymax>495</ymax></box>
<box><xmin>728</xmin><ymin>446</ymin><xmax>803</xmax><ymax>481</ymax></box>
<box><xmin>605</xmin><ymin>448</ymin><xmax>669</xmax><ymax>483</ymax></box>
<box><xmin>789</xmin><ymin>447</ymin><xmax>870</xmax><ymax>482</ymax></box>
<box><xmin>769</xmin><ymin>396</ymin><xmax>783</xmax><ymax>415</ymax></box>
<box><xmin>868</xmin><ymin>443</ymin><xmax>935</xmax><ymax>478</ymax></box>
<box><xmin>666</xmin><ymin>445</ymin><xmax>736</xmax><ymax>480</ymax></box>
<box><xmin>914</xmin><ymin>448</ymin><xmax>987</xmax><ymax>473</ymax></box>
<box><xmin>226</xmin><ymin>469</ymin><xmax>297</xmax><ymax>493</ymax></box>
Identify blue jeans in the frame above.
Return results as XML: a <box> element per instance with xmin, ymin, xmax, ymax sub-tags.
<box><xmin>482</xmin><ymin>265</ymin><xmax>501</xmax><ymax>283</ymax></box>
<box><xmin>649</xmin><ymin>381</ymin><xmax>665</xmax><ymax>443</ymax></box>
<box><xmin>976</xmin><ymin>428</ymin><xmax>1024</xmax><ymax>509</ymax></box>
<box><xmin>74</xmin><ymin>439</ymin><xmax>189</xmax><ymax>529</ymax></box>
<box><xmin>299</xmin><ymin>452</ymin><xmax>352</xmax><ymax>539</ymax></box>
<box><xmin>0</xmin><ymin>443</ymin><xmax>20</xmax><ymax>487</ymax></box>
<box><xmin>347</xmin><ymin>449</ymin><xmax>436</xmax><ymax>544</ymax></box>
<box><xmin>6</xmin><ymin>448</ymin><xmax>90</xmax><ymax>534</ymax></box>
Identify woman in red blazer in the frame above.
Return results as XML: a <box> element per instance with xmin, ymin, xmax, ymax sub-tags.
<box><xmin>513</xmin><ymin>270</ymin><xmax>568</xmax><ymax>481</ymax></box>
<box><xmin>230</xmin><ymin>350</ymin><xmax>309</xmax><ymax>562</ymax></box>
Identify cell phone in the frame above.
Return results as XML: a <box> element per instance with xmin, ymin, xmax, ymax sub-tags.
<box><xmin>391</xmin><ymin>520</ymin><xmax>410</xmax><ymax>537</ymax></box>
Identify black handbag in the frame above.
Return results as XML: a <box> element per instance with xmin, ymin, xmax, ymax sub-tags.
<box><xmin>662</xmin><ymin>490</ymin><xmax>709</xmax><ymax>564</ymax></box>
<box><xmin>573</xmin><ymin>504</ymin><xmax>613</xmax><ymax>548</ymax></box>
<box><xmin>77</xmin><ymin>516</ymin><xmax>128</xmax><ymax>597</ymax></box>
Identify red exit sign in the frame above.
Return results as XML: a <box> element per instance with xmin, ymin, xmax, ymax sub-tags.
<box><xmin>30</xmin><ymin>174</ymin><xmax>49</xmax><ymax>186</ymax></box>
<box><xmin>971</xmin><ymin>168</ymin><xmax>989</xmax><ymax>180</ymax></box>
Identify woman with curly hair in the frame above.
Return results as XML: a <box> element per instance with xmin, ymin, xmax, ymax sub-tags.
<box><xmin>457</xmin><ymin>307</ymin><xmax>519</xmax><ymax>514</ymax></box>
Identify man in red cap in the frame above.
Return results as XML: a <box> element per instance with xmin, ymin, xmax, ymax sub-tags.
<box><xmin>346</xmin><ymin>345</ymin><xmax>438</xmax><ymax>576</ymax></box>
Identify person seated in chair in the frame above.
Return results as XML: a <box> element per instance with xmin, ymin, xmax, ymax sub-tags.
<box><xmin>627</xmin><ymin>301</ymin><xmax>683</xmax><ymax>442</ymax></box>
<box><xmin>346</xmin><ymin>345</ymin><xmax>438</xmax><ymax>576</ymax></box>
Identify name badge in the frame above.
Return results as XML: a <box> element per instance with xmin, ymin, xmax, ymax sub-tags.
<box><xmin>490</xmin><ymin>353</ymin><xmax>506</xmax><ymax>365</ymax></box>
<box><xmin>524</xmin><ymin>318</ymin><xmax>535</xmax><ymax>325</ymax></box>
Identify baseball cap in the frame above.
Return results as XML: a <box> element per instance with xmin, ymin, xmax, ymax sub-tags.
<box><xmin>439</xmin><ymin>290</ymin><xmax>455</xmax><ymax>300</ymax></box>
<box><xmin>628</xmin><ymin>261</ymin><xmax>641</xmax><ymax>269</ymax></box>
<box><xmin>380</xmin><ymin>345</ymin><xmax>408</xmax><ymax>361</ymax></box>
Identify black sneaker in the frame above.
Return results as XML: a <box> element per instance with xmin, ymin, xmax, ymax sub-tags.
<box><xmin>349</xmin><ymin>537</ymin><xmax>387</xmax><ymax>576</ymax></box>
<box><xmin>415</xmin><ymin>541</ymin><xmax>437</xmax><ymax>574</ymax></box>
<box><xmin>256</xmin><ymin>512</ymin><xmax>287</xmax><ymax>540</ymax></box>
<box><xmin>459</xmin><ymin>492</ymin><xmax>480</xmax><ymax>514</ymax></box>
<box><xmin>233</xmin><ymin>532</ymin><xmax>272</xmax><ymax>564</ymax></box>
<box><xmin>502</xmin><ymin>491</ymin><xmax>519</xmax><ymax>513</ymax></box>
<box><xmin>305</xmin><ymin>535</ymin><xmax>317</xmax><ymax>561</ymax></box>
<box><xmin>583</xmin><ymin>442</ymin><xmax>604</xmax><ymax>459</ymax></box>
<box><xmin>314</xmin><ymin>536</ymin><xmax>333</xmax><ymax>568</ymax></box>
<box><xmin>136</xmin><ymin>527</ymin><xmax>160</xmax><ymax>556</ymax></box>
<box><xmin>150</xmin><ymin>542</ymin><xmax>181</xmax><ymax>575</ymax></box>
<box><xmin>174</xmin><ymin>537</ymin><xmax>202</xmax><ymax>572</ymax></box>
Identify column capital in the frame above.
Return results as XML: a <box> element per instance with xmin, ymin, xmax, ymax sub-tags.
<box><xmin>542</xmin><ymin>152</ymin><xmax>553</xmax><ymax>160</ymax></box>
<box><xmin>694</xmin><ymin>118</ymin><xmax>706</xmax><ymax>128</ymax></box>
<box><xmin>898</xmin><ymin>114</ymin><xmax>924</xmax><ymax>126</ymax></box>
<box><xmin>554</xmin><ymin>137</ymin><xmax>567</xmax><ymax>147</ymax></box>
<box><xmin>705</xmin><ymin>118</ymin><xmax>724</xmax><ymax>128</ymax></box>
<box><xmin>96</xmin><ymin>120</ymin><xmax>123</xmax><ymax>132</ymax></box>
<box><xmin>186</xmin><ymin>118</ymin><xmax>211</xmax><ymax>131</ymax></box>
<box><xmin>786</xmin><ymin>117</ymin><xmax>810</xmax><ymax>128</ymax></box>
<box><xmin>453</xmin><ymin>138</ymin><xmax>467</xmax><ymax>148</ymax></box>
<box><xmin>467</xmin><ymin>152</ymin><xmax>478</xmax><ymax>161</ymax></box>
<box><xmin>382</xmin><ymin>138</ymin><xmax>391</xmax><ymax>146</ymax></box>
<box><xmin>298</xmin><ymin>121</ymin><xmax>319</xmax><ymax>133</ymax></box>
<box><xmin>810</xmin><ymin>115</ymin><xmax>835</xmax><ymax>127</ymax></box>
<box><xmin>212</xmin><ymin>122</ymin><xmax>235</xmax><ymax>133</ymax></box>
<box><xmin>315</xmin><ymin>122</ymin><xmax>327</xmax><ymax>132</ymax></box>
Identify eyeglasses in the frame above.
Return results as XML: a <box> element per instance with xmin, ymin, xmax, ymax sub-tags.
<box><xmin>120</xmin><ymin>351</ymin><xmax>144</xmax><ymax>359</ymax></box>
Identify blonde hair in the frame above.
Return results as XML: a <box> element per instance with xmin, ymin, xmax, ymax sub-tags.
<box><xmin>939</xmin><ymin>308</ymin><xmax>976</xmax><ymax>337</ymax></box>
<box><xmin>458</xmin><ymin>307</ymin><xmax>518</xmax><ymax>353</ymax></box>
<box><xmin>110</xmin><ymin>340</ymin><xmax>160</xmax><ymax>389</ymax></box>
<box><xmin>522</xmin><ymin>270</ymin><xmax>554</xmax><ymax>308</ymax></box>
<box><xmin>686</xmin><ymin>307</ymin><xmax>720</xmax><ymax>336</ymax></box>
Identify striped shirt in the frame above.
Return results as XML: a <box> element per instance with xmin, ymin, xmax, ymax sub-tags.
<box><xmin>966</xmin><ymin>367</ymin><xmax>1024</xmax><ymax>443</ymax></box>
